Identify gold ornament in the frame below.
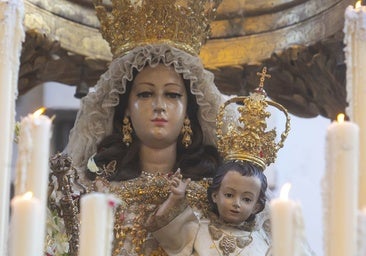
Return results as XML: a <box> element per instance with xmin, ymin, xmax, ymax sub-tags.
<box><xmin>216</xmin><ymin>67</ymin><xmax>291</xmax><ymax>170</ymax></box>
<box><xmin>93</xmin><ymin>0</ymin><xmax>222</xmax><ymax>57</ymax></box>
<box><xmin>209</xmin><ymin>224</ymin><xmax>253</xmax><ymax>256</ymax></box>
<box><xmin>94</xmin><ymin>172</ymin><xmax>211</xmax><ymax>255</ymax></box>
<box><xmin>122</xmin><ymin>116</ymin><xmax>133</xmax><ymax>146</ymax></box>
<box><xmin>181</xmin><ymin>116</ymin><xmax>193</xmax><ymax>148</ymax></box>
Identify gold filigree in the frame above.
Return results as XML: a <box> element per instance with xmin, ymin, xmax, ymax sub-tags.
<box><xmin>216</xmin><ymin>67</ymin><xmax>291</xmax><ymax>169</ymax></box>
<box><xmin>93</xmin><ymin>0</ymin><xmax>222</xmax><ymax>57</ymax></box>
<box><xmin>94</xmin><ymin>172</ymin><xmax>211</xmax><ymax>255</ymax></box>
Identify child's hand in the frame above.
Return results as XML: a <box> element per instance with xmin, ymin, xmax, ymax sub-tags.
<box><xmin>170</xmin><ymin>169</ymin><xmax>191</xmax><ymax>199</ymax></box>
<box><xmin>152</xmin><ymin>169</ymin><xmax>191</xmax><ymax>218</ymax></box>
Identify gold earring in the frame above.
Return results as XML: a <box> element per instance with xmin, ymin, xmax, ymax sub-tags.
<box><xmin>122</xmin><ymin>116</ymin><xmax>133</xmax><ymax>146</ymax></box>
<box><xmin>181</xmin><ymin>116</ymin><xmax>193</xmax><ymax>148</ymax></box>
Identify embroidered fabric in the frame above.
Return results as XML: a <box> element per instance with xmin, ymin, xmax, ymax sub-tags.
<box><xmin>93</xmin><ymin>172</ymin><xmax>211</xmax><ymax>256</ymax></box>
<box><xmin>46</xmin><ymin>171</ymin><xmax>212</xmax><ymax>256</ymax></box>
<box><xmin>64</xmin><ymin>44</ymin><xmax>230</xmax><ymax>174</ymax></box>
<box><xmin>145</xmin><ymin>198</ymin><xmax>189</xmax><ymax>233</ymax></box>
<box><xmin>208</xmin><ymin>224</ymin><xmax>253</xmax><ymax>256</ymax></box>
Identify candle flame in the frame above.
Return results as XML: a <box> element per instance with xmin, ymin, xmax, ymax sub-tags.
<box><xmin>280</xmin><ymin>183</ymin><xmax>291</xmax><ymax>200</ymax></box>
<box><xmin>337</xmin><ymin>113</ymin><xmax>345</xmax><ymax>123</ymax></box>
<box><xmin>355</xmin><ymin>1</ymin><xmax>361</xmax><ymax>8</ymax></box>
<box><xmin>23</xmin><ymin>191</ymin><xmax>33</xmax><ymax>200</ymax></box>
<box><xmin>33</xmin><ymin>107</ymin><xmax>46</xmax><ymax>117</ymax></box>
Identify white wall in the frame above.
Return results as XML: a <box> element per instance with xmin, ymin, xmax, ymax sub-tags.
<box><xmin>16</xmin><ymin>82</ymin><xmax>80</xmax><ymax>119</ymax></box>
<box><xmin>273</xmin><ymin>114</ymin><xmax>330</xmax><ymax>256</ymax></box>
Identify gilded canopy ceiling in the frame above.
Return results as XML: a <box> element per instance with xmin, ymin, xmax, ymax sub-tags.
<box><xmin>20</xmin><ymin>0</ymin><xmax>356</xmax><ymax>119</ymax></box>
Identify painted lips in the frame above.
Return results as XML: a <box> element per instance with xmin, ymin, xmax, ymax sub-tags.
<box><xmin>151</xmin><ymin>118</ymin><xmax>167</xmax><ymax>125</ymax></box>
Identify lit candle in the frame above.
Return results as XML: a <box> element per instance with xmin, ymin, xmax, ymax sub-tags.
<box><xmin>9</xmin><ymin>192</ymin><xmax>42</xmax><ymax>256</ymax></box>
<box><xmin>79</xmin><ymin>193</ymin><xmax>120</xmax><ymax>256</ymax></box>
<box><xmin>15</xmin><ymin>107</ymin><xmax>52</xmax><ymax>199</ymax></box>
<box><xmin>14</xmin><ymin>107</ymin><xmax>52</xmax><ymax>256</ymax></box>
<box><xmin>270</xmin><ymin>183</ymin><xmax>295</xmax><ymax>256</ymax></box>
<box><xmin>323</xmin><ymin>113</ymin><xmax>359</xmax><ymax>256</ymax></box>
<box><xmin>0</xmin><ymin>0</ymin><xmax>25</xmax><ymax>254</ymax></box>
<box><xmin>344</xmin><ymin>1</ymin><xmax>366</xmax><ymax>208</ymax></box>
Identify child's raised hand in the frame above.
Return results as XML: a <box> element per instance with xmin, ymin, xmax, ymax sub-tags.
<box><xmin>170</xmin><ymin>169</ymin><xmax>191</xmax><ymax>199</ymax></box>
<box><xmin>153</xmin><ymin>169</ymin><xmax>191</xmax><ymax>217</ymax></box>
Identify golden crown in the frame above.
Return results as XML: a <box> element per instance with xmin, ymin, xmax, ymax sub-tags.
<box><xmin>216</xmin><ymin>68</ymin><xmax>291</xmax><ymax>170</ymax></box>
<box><xmin>93</xmin><ymin>0</ymin><xmax>222</xmax><ymax>57</ymax></box>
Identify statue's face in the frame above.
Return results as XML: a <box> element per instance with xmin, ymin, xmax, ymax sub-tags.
<box><xmin>126</xmin><ymin>64</ymin><xmax>188</xmax><ymax>148</ymax></box>
<box><xmin>211</xmin><ymin>171</ymin><xmax>261</xmax><ymax>225</ymax></box>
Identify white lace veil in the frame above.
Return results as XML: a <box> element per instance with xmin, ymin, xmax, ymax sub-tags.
<box><xmin>64</xmin><ymin>44</ymin><xmax>229</xmax><ymax>169</ymax></box>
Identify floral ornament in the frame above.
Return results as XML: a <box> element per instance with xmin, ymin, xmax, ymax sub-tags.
<box><xmin>106</xmin><ymin>193</ymin><xmax>123</xmax><ymax>209</ymax></box>
<box><xmin>87</xmin><ymin>154</ymin><xmax>117</xmax><ymax>178</ymax></box>
<box><xmin>45</xmin><ymin>208</ymin><xmax>70</xmax><ymax>256</ymax></box>
<box><xmin>87</xmin><ymin>153</ymin><xmax>100</xmax><ymax>173</ymax></box>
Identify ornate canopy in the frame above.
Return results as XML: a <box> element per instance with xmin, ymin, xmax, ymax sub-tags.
<box><xmin>20</xmin><ymin>0</ymin><xmax>354</xmax><ymax>119</ymax></box>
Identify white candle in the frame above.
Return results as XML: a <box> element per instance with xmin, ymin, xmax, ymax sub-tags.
<box><xmin>357</xmin><ymin>207</ymin><xmax>366</xmax><ymax>256</ymax></box>
<box><xmin>323</xmin><ymin>113</ymin><xmax>359</xmax><ymax>256</ymax></box>
<box><xmin>292</xmin><ymin>202</ymin><xmax>307</xmax><ymax>256</ymax></box>
<box><xmin>0</xmin><ymin>0</ymin><xmax>25</xmax><ymax>254</ymax></box>
<box><xmin>79</xmin><ymin>193</ymin><xmax>120</xmax><ymax>256</ymax></box>
<box><xmin>9</xmin><ymin>192</ymin><xmax>42</xmax><ymax>256</ymax></box>
<box><xmin>14</xmin><ymin>108</ymin><xmax>52</xmax><ymax>256</ymax></box>
<box><xmin>15</xmin><ymin>108</ymin><xmax>52</xmax><ymax>199</ymax></box>
<box><xmin>344</xmin><ymin>2</ymin><xmax>366</xmax><ymax>208</ymax></box>
<box><xmin>270</xmin><ymin>183</ymin><xmax>295</xmax><ymax>256</ymax></box>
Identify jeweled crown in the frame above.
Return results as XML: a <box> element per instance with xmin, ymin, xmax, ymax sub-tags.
<box><xmin>93</xmin><ymin>0</ymin><xmax>222</xmax><ymax>57</ymax></box>
<box><xmin>216</xmin><ymin>68</ymin><xmax>291</xmax><ymax>170</ymax></box>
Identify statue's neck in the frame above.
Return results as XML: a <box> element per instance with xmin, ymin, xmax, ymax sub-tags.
<box><xmin>139</xmin><ymin>144</ymin><xmax>177</xmax><ymax>174</ymax></box>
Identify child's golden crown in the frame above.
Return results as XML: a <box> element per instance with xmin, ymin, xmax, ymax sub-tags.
<box><xmin>216</xmin><ymin>68</ymin><xmax>291</xmax><ymax>170</ymax></box>
<box><xmin>93</xmin><ymin>0</ymin><xmax>222</xmax><ymax>58</ymax></box>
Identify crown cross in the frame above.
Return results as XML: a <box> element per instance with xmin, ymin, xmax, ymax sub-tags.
<box><xmin>256</xmin><ymin>67</ymin><xmax>271</xmax><ymax>88</ymax></box>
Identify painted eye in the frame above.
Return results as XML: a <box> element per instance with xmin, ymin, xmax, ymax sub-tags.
<box><xmin>242</xmin><ymin>197</ymin><xmax>252</xmax><ymax>203</ymax></box>
<box><xmin>137</xmin><ymin>91</ymin><xmax>152</xmax><ymax>98</ymax></box>
<box><xmin>166</xmin><ymin>92</ymin><xmax>182</xmax><ymax>99</ymax></box>
<box><xmin>224</xmin><ymin>193</ymin><xmax>233</xmax><ymax>198</ymax></box>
